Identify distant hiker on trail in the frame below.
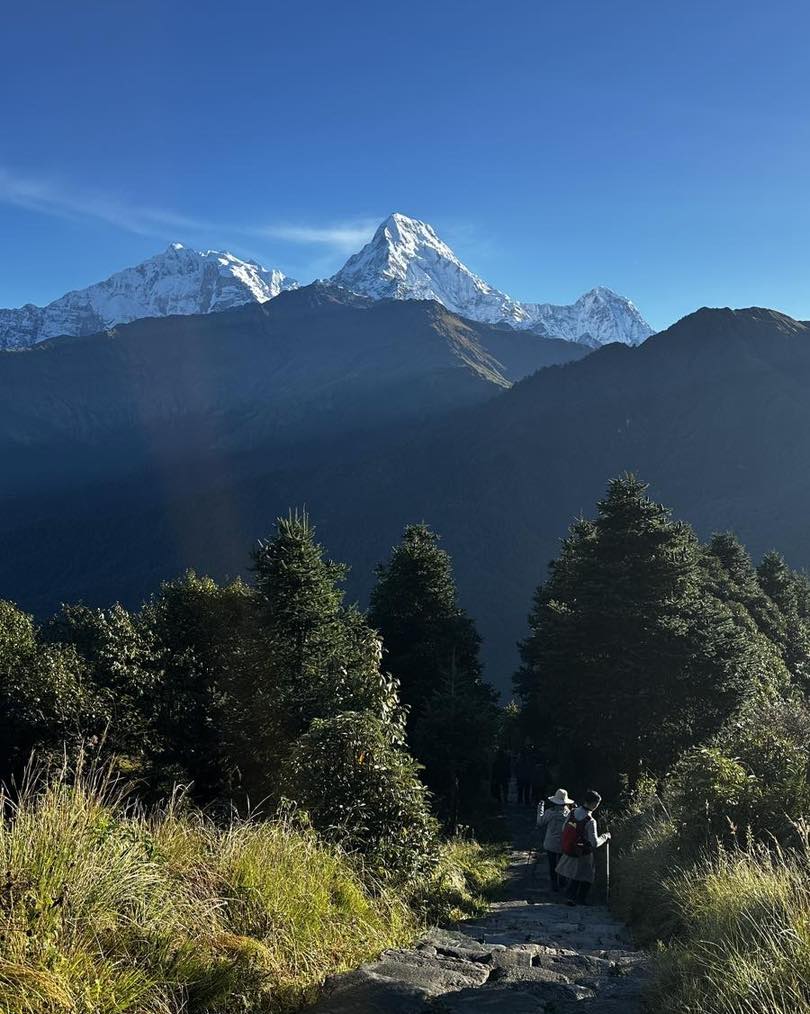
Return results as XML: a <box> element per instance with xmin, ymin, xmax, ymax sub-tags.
<box><xmin>556</xmin><ymin>789</ymin><xmax>611</xmax><ymax>906</ymax></box>
<box><xmin>536</xmin><ymin>788</ymin><xmax>573</xmax><ymax>892</ymax></box>
<box><xmin>530</xmin><ymin>756</ymin><xmax>548</xmax><ymax>804</ymax></box>
<box><xmin>491</xmin><ymin>749</ymin><xmax>511</xmax><ymax>802</ymax></box>
<box><xmin>515</xmin><ymin>750</ymin><xmax>534</xmax><ymax>806</ymax></box>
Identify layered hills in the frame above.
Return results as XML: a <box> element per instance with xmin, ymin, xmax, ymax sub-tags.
<box><xmin>1</xmin><ymin>304</ymin><xmax>808</xmax><ymax>685</ymax></box>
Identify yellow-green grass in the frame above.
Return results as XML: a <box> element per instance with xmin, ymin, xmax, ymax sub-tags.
<box><xmin>653</xmin><ymin>835</ymin><xmax>810</xmax><ymax>1014</ymax></box>
<box><xmin>0</xmin><ymin>759</ymin><xmax>414</xmax><ymax>1013</ymax></box>
<box><xmin>0</xmin><ymin>758</ymin><xmax>508</xmax><ymax>1014</ymax></box>
<box><xmin>412</xmin><ymin>838</ymin><xmax>510</xmax><ymax>924</ymax></box>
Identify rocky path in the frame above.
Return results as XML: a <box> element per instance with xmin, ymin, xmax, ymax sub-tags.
<box><xmin>311</xmin><ymin>806</ymin><xmax>650</xmax><ymax>1014</ymax></box>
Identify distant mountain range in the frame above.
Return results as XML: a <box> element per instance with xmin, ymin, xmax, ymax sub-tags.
<box><xmin>1</xmin><ymin>298</ymin><xmax>809</xmax><ymax>687</ymax></box>
<box><xmin>0</xmin><ymin>214</ymin><xmax>652</xmax><ymax>350</ymax></box>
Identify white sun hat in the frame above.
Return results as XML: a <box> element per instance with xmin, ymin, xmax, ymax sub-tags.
<box><xmin>547</xmin><ymin>788</ymin><xmax>574</xmax><ymax>805</ymax></box>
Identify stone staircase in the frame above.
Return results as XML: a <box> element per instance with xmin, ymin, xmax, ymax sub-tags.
<box><xmin>311</xmin><ymin>807</ymin><xmax>650</xmax><ymax>1013</ymax></box>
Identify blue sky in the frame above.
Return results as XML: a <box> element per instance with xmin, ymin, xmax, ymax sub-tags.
<box><xmin>2</xmin><ymin>0</ymin><xmax>808</xmax><ymax>331</ymax></box>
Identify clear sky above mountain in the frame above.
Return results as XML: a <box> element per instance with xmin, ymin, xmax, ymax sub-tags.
<box><xmin>2</xmin><ymin>0</ymin><xmax>808</xmax><ymax>331</ymax></box>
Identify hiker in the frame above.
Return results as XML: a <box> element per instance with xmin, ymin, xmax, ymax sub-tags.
<box><xmin>536</xmin><ymin>788</ymin><xmax>573</xmax><ymax>892</ymax></box>
<box><xmin>490</xmin><ymin>748</ymin><xmax>511</xmax><ymax>802</ymax></box>
<box><xmin>515</xmin><ymin>749</ymin><xmax>534</xmax><ymax>806</ymax></box>
<box><xmin>555</xmin><ymin>789</ymin><xmax>611</xmax><ymax>906</ymax></box>
<box><xmin>530</xmin><ymin>755</ymin><xmax>548</xmax><ymax>804</ymax></box>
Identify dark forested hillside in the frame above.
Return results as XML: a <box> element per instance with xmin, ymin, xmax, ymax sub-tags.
<box><xmin>0</xmin><ymin>284</ymin><xmax>587</xmax><ymax>498</ymax></box>
<box><xmin>2</xmin><ymin>305</ymin><xmax>809</xmax><ymax>686</ymax></box>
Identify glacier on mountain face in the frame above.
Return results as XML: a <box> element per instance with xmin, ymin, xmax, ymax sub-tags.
<box><xmin>0</xmin><ymin>244</ymin><xmax>298</xmax><ymax>350</ymax></box>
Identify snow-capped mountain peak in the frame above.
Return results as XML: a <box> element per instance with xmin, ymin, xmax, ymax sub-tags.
<box><xmin>521</xmin><ymin>286</ymin><xmax>653</xmax><ymax>348</ymax></box>
<box><xmin>332</xmin><ymin>213</ymin><xmax>652</xmax><ymax>346</ymax></box>
<box><xmin>0</xmin><ymin>214</ymin><xmax>652</xmax><ymax>351</ymax></box>
<box><xmin>332</xmin><ymin>213</ymin><xmax>529</xmax><ymax>326</ymax></box>
<box><xmin>0</xmin><ymin>245</ymin><xmax>298</xmax><ymax>350</ymax></box>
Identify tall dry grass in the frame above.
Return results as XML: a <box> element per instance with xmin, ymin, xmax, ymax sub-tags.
<box><xmin>653</xmin><ymin>830</ymin><xmax>810</xmax><ymax>1014</ymax></box>
<box><xmin>0</xmin><ymin>756</ymin><xmax>415</xmax><ymax>1013</ymax></box>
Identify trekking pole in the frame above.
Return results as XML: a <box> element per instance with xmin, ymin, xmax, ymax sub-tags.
<box><xmin>605</xmin><ymin>837</ymin><xmax>610</xmax><ymax>906</ymax></box>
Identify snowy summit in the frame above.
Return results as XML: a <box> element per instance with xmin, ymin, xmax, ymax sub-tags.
<box><xmin>0</xmin><ymin>244</ymin><xmax>298</xmax><ymax>350</ymax></box>
<box><xmin>331</xmin><ymin>213</ymin><xmax>652</xmax><ymax>348</ymax></box>
<box><xmin>0</xmin><ymin>215</ymin><xmax>652</xmax><ymax>351</ymax></box>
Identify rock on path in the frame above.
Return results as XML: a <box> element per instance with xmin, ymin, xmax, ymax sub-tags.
<box><xmin>310</xmin><ymin>807</ymin><xmax>650</xmax><ymax>1013</ymax></box>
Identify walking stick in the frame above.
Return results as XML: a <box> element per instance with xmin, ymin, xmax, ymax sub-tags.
<box><xmin>605</xmin><ymin>837</ymin><xmax>610</xmax><ymax>905</ymax></box>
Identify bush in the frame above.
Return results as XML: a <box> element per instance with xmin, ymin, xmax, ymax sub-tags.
<box><xmin>283</xmin><ymin>710</ymin><xmax>440</xmax><ymax>883</ymax></box>
<box><xmin>0</xmin><ymin>756</ymin><xmax>416</xmax><ymax>1014</ymax></box>
<box><xmin>652</xmin><ymin>833</ymin><xmax>810</xmax><ymax>1014</ymax></box>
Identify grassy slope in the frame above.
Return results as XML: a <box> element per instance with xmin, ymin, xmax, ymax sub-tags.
<box><xmin>611</xmin><ymin>814</ymin><xmax>810</xmax><ymax>1014</ymax></box>
<box><xmin>0</xmin><ymin>762</ymin><xmax>508</xmax><ymax>1014</ymax></box>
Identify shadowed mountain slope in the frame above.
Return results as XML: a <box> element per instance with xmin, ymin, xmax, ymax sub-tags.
<box><xmin>2</xmin><ymin>306</ymin><xmax>808</xmax><ymax>687</ymax></box>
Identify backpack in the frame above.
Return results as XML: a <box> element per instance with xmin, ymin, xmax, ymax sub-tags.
<box><xmin>561</xmin><ymin>812</ymin><xmax>592</xmax><ymax>858</ymax></box>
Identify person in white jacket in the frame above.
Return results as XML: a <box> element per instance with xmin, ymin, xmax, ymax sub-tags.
<box><xmin>536</xmin><ymin>788</ymin><xmax>573</xmax><ymax>892</ymax></box>
<box><xmin>555</xmin><ymin>789</ymin><xmax>611</xmax><ymax>906</ymax></box>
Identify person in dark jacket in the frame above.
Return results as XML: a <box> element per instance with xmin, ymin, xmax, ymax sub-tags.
<box><xmin>490</xmin><ymin>748</ymin><xmax>511</xmax><ymax>802</ymax></box>
<box><xmin>515</xmin><ymin>750</ymin><xmax>534</xmax><ymax>806</ymax></box>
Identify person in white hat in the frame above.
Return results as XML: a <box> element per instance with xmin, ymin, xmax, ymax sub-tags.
<box><xmin>536</xmin><ymin>788</ymin><xmax>574</xmax><ymax>892</ymax></box>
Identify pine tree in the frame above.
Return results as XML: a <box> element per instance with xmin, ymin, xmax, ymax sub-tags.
<box><xmin>369</xmin><ymin>523</ymin><xmax>497</xmax><ymax>821</ymax></box>
<box><xmin>369</xmin><ymin>523</ymin><xmax>484</xmax><ymax>720</ymax></box>
<box><xmin>757</xmin><ymin>550</ymin><xmax>810</xmax><ymax>690</ymax></box>
<box><xmin>236</xmin><ymin>511</ymin><xmax>404</xmax><ymax>801</ymax></box>
<box><xmin>515</xmin><ymin>476</ymin><xmax>769</xmax><ymax>793</ymax></box>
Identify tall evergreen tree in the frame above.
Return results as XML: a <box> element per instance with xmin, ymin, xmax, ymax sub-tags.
<box><xmin>757</xmin><ymin>550</ymin><xmax>810</xmax><ymax>690</ymax></box>
<box><xmin>236</xmin><ymin>511</ymin><xmax>403</xmax><ymax>801</ymax></box>
<box><xmin>515</xmin><ymin>476</ymin><xmax>774</xmax><ymax>794</ymax></box>
<box><xmin>369</xmin><ymin>524</ymin><xmax>484</xmax><ymax>720</ymax></box>
<box><xmin>369</xmin><ymin>524</ymin><xmax>497</xmax><ymax>822</ymax></box>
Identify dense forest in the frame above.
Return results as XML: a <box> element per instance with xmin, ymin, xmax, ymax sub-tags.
<box><xmin>515</xmin><ymin>475</ymin><xmax>810</xmax><ymax>1014</ymax></box>
<box><xmin>1</xmin><ymin>476</ymin><xmax>808</xmax><ymax>1013</ymax></box>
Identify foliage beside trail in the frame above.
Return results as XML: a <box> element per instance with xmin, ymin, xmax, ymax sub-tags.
<box><xmin>610</xmin><ymin>693</ymin><xmax>810</xmax><ymax>1014</ymax></box>
<box><xmin>514</xmin><ymin>476</ymin><xmax>810</xmax><ymax>1014</ymax></box>
<box><xmin>0</xmin><ymin>758</ymin><xmax>506</xmax><ymax>1014</ymax></box>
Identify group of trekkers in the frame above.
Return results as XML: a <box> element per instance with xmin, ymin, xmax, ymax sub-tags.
<box><xmin>490</xmin><ymin>749</ymin><xmax>611</xmax><ymax>907</ymax></box>
<box><xmin>536</xmin><ymin>787</ymin><xmax>611</xmax><ymax>906</ymax></box>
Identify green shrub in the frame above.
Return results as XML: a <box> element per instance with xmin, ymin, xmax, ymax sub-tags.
<box><xmin>282</xmin><ymin>710</ymin><xmax>440</xmax><ymax>883</ymax></box>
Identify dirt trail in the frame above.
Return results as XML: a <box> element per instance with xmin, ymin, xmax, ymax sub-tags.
<box><xmin>311</xmin><ymin>805</ymin><xmax>650</xmax><ymax>1013</ymax></box>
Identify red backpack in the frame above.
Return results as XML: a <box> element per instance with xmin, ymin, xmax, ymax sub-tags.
<box><xmin>561</xmin><ymin>811</ymin><xmax>592</xmax><ymax>858</ymax></box>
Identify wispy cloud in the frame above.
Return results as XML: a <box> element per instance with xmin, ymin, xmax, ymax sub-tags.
<box><xmin>254</xmin><ymin>220</ymin><xmax>378</xmax><ymax>253</ymax></box>
<box><xmin>0</xmin><ymin>167</ymin><xmax>378</xmax><ymax>257</ymax></box>
<box><xmin>0</xmin><ymin>168</ymin><xmax>212</xmax><ymax>237</ymax></box>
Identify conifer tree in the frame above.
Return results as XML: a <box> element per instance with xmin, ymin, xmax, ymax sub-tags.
<box><xmin>236</xmin><ymin>511</ymin><xmax>404</xmax><ymax>801</ymax></box>
<box><xmin>369</xmin><ymin>524</ymin><xmax>485</xmax><ymax>720</ymax></box>
<box><xmin>757</xmin><ymin>550</ymin><xmax>810</xmax><ymax>690</ymax></box>
<box><xmin>369</xmin><ymin>523</ymin><xmax>497</xmax><ymax>821</ymax></box>
<box><xmin>516</xmin><ymin>475</ymin><xmax>768</xmax><ymax>793</ymax></box>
